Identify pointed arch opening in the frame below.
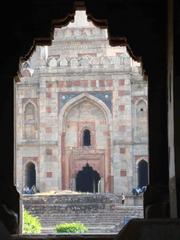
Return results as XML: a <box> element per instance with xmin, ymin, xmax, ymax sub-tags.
<box><xmin>135</xmin><ymin>99</ymin><xmax>148</xmax><ymax>141</ymax></box>
<box><xmin>138</xmin><ymin>160</ymin><xmax>148</xmax><ymax>188</ymax></box>
<box><xmin>25</xmin><ymin>162</ymin><xmax>36</xmax><ymax>189</ymax></box>
<box><xmin>76</xmin><ymin>164</ymin><xmax>101</xmax><ymax>193</ymax></box>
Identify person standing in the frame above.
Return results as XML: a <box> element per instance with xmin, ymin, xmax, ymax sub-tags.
<box><xmin>121</xmin><ymin>193</ymin><xmax>125</xmax><ymax>205</ymax></box>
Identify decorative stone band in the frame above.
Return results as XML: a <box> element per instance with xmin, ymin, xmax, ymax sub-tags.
<box><xmin>47</xmin><ymin>55</ymin><xmax>131</xmax><ymax>68</ymax></box>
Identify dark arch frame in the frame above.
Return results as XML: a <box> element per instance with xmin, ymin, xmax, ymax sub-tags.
<box><xmin>0</xmin><ymin>0</ymin><xmax>173</xmax><ymax>234</ymax></box>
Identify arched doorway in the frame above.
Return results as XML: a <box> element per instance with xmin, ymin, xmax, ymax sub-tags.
<box><xmin>25</xmin><ymin>162</ymin><xmax>36</xmax><ymax>188</ymax></box>
<box><xmin>76</xmin><ymin>164</ymin><xmax>101</xmax><ymax>193</ymax></box>
<box><xmin>138</xmin><ymin>160</ymin><xmax>148</xmax><ymax>188</ymax></box>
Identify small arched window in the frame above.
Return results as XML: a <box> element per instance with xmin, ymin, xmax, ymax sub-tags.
<box><xmin>135</xmin><ymin>100</ymin><xmax>147</xmax><ymax>140</ymax></box>
<box><xmin>136</xmin><ymin>100</ymin><xmax>147</xmax><ymax>114</ymax></box>
<box><xmin>83</xmin><ymin>129</ymin><xmax>91</xmax><ymax>146</ymax></box>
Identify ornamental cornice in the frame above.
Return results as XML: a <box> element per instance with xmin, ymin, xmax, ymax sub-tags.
<box><xmin>46</xmin><ymin>55</ymin><xmax>131</xmax><ymax>68</ymax></box>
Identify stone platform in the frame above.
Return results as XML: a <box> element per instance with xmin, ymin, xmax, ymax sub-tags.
<box><xmin>22</xmin><ymin>192</ymin><xmax>143</xmax><ymax>234</ymax></box>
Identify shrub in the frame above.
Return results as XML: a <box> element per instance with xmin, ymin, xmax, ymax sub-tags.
<box><xmin>55</xmin><ymin>222</ymin><xmax>88</xmax><ymax>233</ymax></box>
<box><xmin>23</xmin><ymin>209</ymin><xmax>41</xmax><ymax>234</ymax></box>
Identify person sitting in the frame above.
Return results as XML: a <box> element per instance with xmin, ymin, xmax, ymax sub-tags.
<box><xmin>132</xmin><ymin>187</ymin><xmax>142</xmax><ymax>195</ymax></box>
<box><xmin>132</xmin><ymin>186</ymin><xmax>147</xmax><ymax>195</ymax></box>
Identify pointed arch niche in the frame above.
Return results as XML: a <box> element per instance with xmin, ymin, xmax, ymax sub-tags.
<box><xmin>23</xmin><ymin>101</ymin><xmax>38</xmax><ymax>140</ymax></box>
<box><xmin>59</xmin><ymin>93</ymin><xmax>112</xmax><ymax>192</ymax></box>
<box><xmin>135</xmin><ymin>99</ymin><xmax>148</xmax><ymax>141</ymax></box>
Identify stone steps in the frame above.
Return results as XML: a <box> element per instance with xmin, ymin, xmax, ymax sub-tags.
<box><xmin>23</xmin><ymin>193</ymin><xmax>143</xmax><ymax>234</ymax></box>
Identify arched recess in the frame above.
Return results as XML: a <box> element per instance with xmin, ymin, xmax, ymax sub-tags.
<box><xmin>138</xmin><ymin>160</ymin><xmax>149</xmax><ymax>188</ymax></box>
<box><xmin>136</xmin><ymin>99</ymin><xmax>147</xmax><ymax>112</ymax></box>
<box><xmin>59</xmin><ymin>92</ymin><xmax>112</xmax><ymax>132</ymax></box>
<box><xmin>23</xmin><ymin>101</ymin><xmax>38</xmax><ymax>140</ymax></box>
<box><xmin>59</xmin><ymin>93</ymin><xmax>112</xmax><ymax>192</ymax></box>
<box><xmin>25</xmin><ymin>162</ymin><xmax>36</xmax><ymax>189</ymax></box>
<box><xmin>135</xmin><ymin>99</ymin><xmax>148</xmax><ymax>141</ymax></box>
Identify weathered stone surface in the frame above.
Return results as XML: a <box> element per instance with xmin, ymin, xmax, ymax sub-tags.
<box><xmin>15</xmin><ymin>11</ymin><xmax>148</xmax><ymax>194</ymax></box>
<box><xmin>22</xmin><ymin>193</ymin><xmax>143</xmax><ymax>234</ymax></box>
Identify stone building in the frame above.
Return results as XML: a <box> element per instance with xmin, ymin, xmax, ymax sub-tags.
<box><xmin>15</xmin><ymin>11</ymin><xmax>148</xmax><ymax>194</ymax></box>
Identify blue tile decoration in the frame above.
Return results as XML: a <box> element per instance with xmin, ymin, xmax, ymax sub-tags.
<box><xmin>59</xmin><ymin>91</ymin><xmax>112</xmax><ymax>112</ymax></box>
<box><xmin>59</xmin><ymin>92</ymin><xmax>79</xmax><ymax>109</ymax></box>
<box><xmin>90</xmin><ymin>91</ymin><xmax>112</xmax><ymax>111</ymax></box>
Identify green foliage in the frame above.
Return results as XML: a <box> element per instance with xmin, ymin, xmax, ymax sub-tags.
<box><xmin>23</xmin><ymin>209</ymin><xmax>41</xmax><ymax>234</ymax></box>
<box><xmin>55</xmin><ymin>222</ymin><xmax>88</xmax><ymax>233</ymax></box>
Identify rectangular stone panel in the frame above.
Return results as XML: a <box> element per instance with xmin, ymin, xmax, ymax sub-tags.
<box><xmin>119</xmin><ymin>79</ymin><xmax>125</xmax><ymax>86</ymax></box>
<box><xmin>46</xmin><ymin>148</ymin><xmax>53</xmax><ymax>155</ymax></box>
<box><xmin>119</xmin><ymin>105</ymin><xmax>125</xmax><ymax>111</ymax></box>
<box><xmin>120</xmin><ymin>147</ymin><xmax>126</xmax><ymax>154</ymax></box>
<box><xmin>46</xmin><ymin>172</ymin><xmax>53</xmax><ymax>178</ymax></box>
<box><xmin>120</xmin><ymin>169</ymin><xmax>127</xmax><ymax>177</ymax></box>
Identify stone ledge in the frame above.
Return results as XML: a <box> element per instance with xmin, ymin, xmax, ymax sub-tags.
<box><xmin>12</xmin><ymin>233</ymin><xmax>116</xmax><ymax>240</ymax></box>
<box><xmin>115</xmin><ymin>219</ymin><xmax>180</xmax><ymax>240</ymax></box>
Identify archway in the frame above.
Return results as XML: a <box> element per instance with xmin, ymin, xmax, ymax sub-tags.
<box><xmin>138</xmin><ymin>160</ymin><xmax>148</xmax><ymax>188</ymax></box>
<box><xmin>60</xmin><ymin>92</ymin><xmax>112</xmax><ymax>192</ymax></box>
<box><xmin>25</xmin><ymin>162</ymin><xmax>36</xmax><ymax>188</ymax></box>
<box><xmin>76</xmin><ymin>164</ymin><xmax>101</xmax><ymax>193</ymax></box>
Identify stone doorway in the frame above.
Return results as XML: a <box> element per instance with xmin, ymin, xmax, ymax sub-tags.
<box><xmin>76</xmin><ymin>164</ymin><xmax>101</xmax><ymax>193</ymax></box>
<box><xmin>25</xmin><ymin>162</ymin><xmax>36</xmax><ymax>188</ymax></box>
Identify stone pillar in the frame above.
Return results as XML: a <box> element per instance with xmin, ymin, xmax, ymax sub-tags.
<box><xmin>71</xmin><ymin>177</ymin><xmax>76</xmax><ymax>191</ymax></box>
<box><xmin>61</xmin><ymin>132</ymin><xmax>66</xmax><ymax>190</ymax></box>
<box><xmin>173</xmin><ymin>0</ymin><xmax>180</xmax><ymax>216</ymax></box>
<box><xmin>144</xmin><ymin>70</ymin><xmax>169</xmax><ymax>218</ymax></box>
<box><xmin>0</xmin><ymin>76</ymin><xmax>20</xmax><ymax>233</ymax></box>
<box><xmin>174</xmin><ymin>76</ymin><xmax>180</xmax><ymax>218</ymax></box>
<box><xmin>93</xmin><ymin>179</ymin><xmax>96</xmax><ymax>193</ymax></box>
<box><xmin>168</xmin><ymin>0</ymin><xmax>178</xmax><ymax>218</ymax></box>
<box><xmin>100</xmin><ymin>177</ymin><xmax>104</xmax><ymax>193</ymax></box>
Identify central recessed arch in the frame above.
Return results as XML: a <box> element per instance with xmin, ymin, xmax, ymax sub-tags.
<box><xmin>59</xmin><ymin>93</ymin><xmax>112</xmax><ymax>192</ymax></box>
<box><xmin>59</xmin><ymin>93</ymin><xmax>112</xmax><ymax>132</ymax></box>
